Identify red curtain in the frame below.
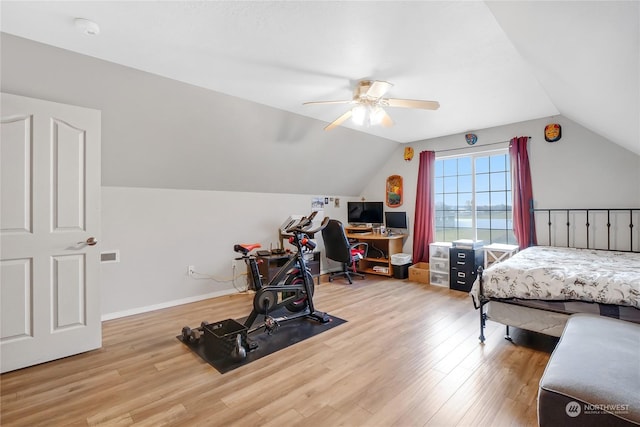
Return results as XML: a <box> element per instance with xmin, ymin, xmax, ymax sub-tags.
<box><xmin>509</xmin><ymin>136</ymin><xmax>536</xmax><ymax>248</ymax></box>
<box><xmin>413</xmin><ymin>150</ymin><xmax>436</xmax><ymax>263</ymax></box>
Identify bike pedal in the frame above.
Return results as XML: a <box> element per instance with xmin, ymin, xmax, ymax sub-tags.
<box><xmin>311</xmin><ymin>311</ymin><xmax>331</xmax><ymax>324</ymax></box>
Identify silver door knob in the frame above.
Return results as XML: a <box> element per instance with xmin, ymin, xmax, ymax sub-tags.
<box><xmin>86</xmin><ymin>237</ymin><xmax>98</xmax><ymax>246</ymax></box>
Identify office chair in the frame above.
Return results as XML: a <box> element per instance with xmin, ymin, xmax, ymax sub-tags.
<box><xmin>321</xmin><ymin>219</ymin><xmax>368</xmax><ymax>284</ymax></box>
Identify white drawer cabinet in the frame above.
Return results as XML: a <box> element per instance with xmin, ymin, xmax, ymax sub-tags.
<box><xmin>429</xmin><ymin>242</ymin><xmax>452</xmax><ymax>287</ymax></box>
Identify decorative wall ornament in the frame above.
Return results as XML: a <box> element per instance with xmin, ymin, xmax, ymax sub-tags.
<box><xmin>386</xmin><ymin>175</ymin><xmax>403</xmax><ymax>207</ymax></box>
<box><xmin>465</xmin><ymin>133</ymin><xmax>478</xmax><ymax>145</ymax></box>
<box><xmin>544</xmin><ymin>123</ymin><xmax>562</xmax><ymax>142</ymax></box>
<box><xmin>404</xmin><ymin>146</ymin><xmax>414</xmax><ymax>161</ymax></box>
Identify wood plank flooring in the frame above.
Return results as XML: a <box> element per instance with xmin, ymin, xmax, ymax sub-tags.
<box><xmin>1</xmin><ymin>277</ymin><xmax>557</xmax><ymax>426</ymax></box>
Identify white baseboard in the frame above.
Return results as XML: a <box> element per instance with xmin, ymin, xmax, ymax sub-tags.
<box><xmin>101</xmin><ymin>289</ymin><xmax>236</xmax><ymax>321</ymax></box>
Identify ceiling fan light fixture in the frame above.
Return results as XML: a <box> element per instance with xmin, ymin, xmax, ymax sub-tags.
<box><xmin>75</xmin><ymin>18</ymin><xmax>100</xmax><ymax>36</ymax></box>
<box><xmin>351</xmin><ymin>104</ymin><xmax>367</xmax><ymax>126</ymax></box>
<box><xmin>304</xmin><ymin>79</ymin><xmax>439</xmax><ymax>131</ymax></box>
<box><xmin>370</xmin><ymin>106</ymin><xmax>385</xmax><ymax>126</ymax></box>
<box><xmin>352</xmin><ymin>104</ymin><xmax>384</xmax><ymax>127</ymax></box>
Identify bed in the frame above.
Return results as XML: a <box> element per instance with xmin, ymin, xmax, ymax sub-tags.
<box><xmin>471</xmin><ymin>207</ymin><xmax>640</xmax><ymax>342</ymax></box>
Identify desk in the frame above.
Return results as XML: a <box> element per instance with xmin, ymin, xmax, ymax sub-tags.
<box><xmin>345</xmin><ymin>231</ymin><xmax>406</xmax><ymax>277</ymax></box>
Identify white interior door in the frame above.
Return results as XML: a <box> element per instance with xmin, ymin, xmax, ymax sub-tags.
<box><xmin>1</xmin><ymin>93</ymin><xmax>101</xmax><ymax>373</ymax></box>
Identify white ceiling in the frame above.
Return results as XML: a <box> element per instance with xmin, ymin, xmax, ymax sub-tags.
<box><xmin>1</xmin><ymin>1</ymin><xmax>638</xmax><ymax>154</ymax></box>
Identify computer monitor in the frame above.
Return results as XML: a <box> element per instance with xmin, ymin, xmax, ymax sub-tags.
<box><xmin>385</xmin><ymin>211</ymin><xmax>408</xmax><ymax>232</ymax></box>
<box><xmin>347</xmin><ymin>201</ymin><xmax>384</xmax><ymax>225</ymax></box>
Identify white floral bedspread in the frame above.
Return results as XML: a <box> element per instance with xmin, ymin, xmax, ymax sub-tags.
<box><xmin>470</xmin><ymin>246</ymin><xmax>640</xmax><ymax>308</ymax></box>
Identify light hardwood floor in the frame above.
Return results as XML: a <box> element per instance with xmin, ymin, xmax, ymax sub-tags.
<box><xmin>1</xmin><ymin>277</ymin><xmax>557</xmax><ymax>426</ymax></box>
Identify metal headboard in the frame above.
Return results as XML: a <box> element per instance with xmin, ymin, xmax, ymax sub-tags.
<box><xmin>529</xmin><ymin>204</ymin><xmax>639</xmax><ymax>253</ymax></box>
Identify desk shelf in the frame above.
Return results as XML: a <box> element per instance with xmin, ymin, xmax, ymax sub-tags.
<box><xmin>360</xmin><ymin>257</ymin><xmax>391</xmax><ymax>275</ymax></box>
<box><xmin>345</xmin><ymin>231</ymin><xmax>406</xmax><ymax>277</ymax></box>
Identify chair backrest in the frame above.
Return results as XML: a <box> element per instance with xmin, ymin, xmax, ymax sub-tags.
<box><xmin>321</xmin><ymin>219</ymin><xmax>352</xmax><ymax>264</ymax></box>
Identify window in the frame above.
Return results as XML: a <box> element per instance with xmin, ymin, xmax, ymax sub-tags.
<box><xmin>434</xmin><ymin>151</ymin><xmax>516</xmax><ymax>244</ymax></box>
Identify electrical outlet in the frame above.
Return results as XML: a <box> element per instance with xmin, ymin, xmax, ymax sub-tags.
<box><xmin>188</xmin><ymin>265</ymin><xmax>195</xmax><ymax>276</ymax></box>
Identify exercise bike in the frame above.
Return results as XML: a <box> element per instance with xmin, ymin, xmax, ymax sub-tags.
<box><xmin>180</xmin><ymin>212</ymin><xmax>330</xmax><ymax>361</ymax></box>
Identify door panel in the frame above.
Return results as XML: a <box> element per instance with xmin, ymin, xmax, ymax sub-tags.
<box><xmin>52</xmin><ymin>254</ymin><xmax>86</xmax><ymax>329</ymax></box>
<box><xmin>1</xmin><ymin>93</ymin><xmax>101</xmax><ymax>373</ymax></box>
<box><xmin>0</xmin><ymin>258</ymin><xmax>33</xmax><ymax>340</ymax></box>
<box><xmin>52</xmin><ymin>118</ymin><xmax>86</xmax><ymax>231</ymax></box>
<box><xmin>0</xmin><ymin>115</ymin><xmax>32</xmax><ymax>234</ymax></box>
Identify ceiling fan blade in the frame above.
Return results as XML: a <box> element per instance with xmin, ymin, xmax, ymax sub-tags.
<box><xmin>303</xmin><ymin>100</ymin><xmax>352</xmax><ymax>106</ymax></box>
<box><xmin>385</xmin><ymin>98</ymin><xmax>440</xmax><ymax>110</ymax></box>
<box><xmin>380</xmin><ymin>109</ymin><xmax>394</xmax><ymax>128</ymax></box>
<box><xmin>324</xmin><ymin>109</ymin><xmax>353</xmax><ymax>131</ymax></box>
<box><xmin>366</xmin><ymin>80</ymin><xmax>393</xmax><ymax>99</ymax></box>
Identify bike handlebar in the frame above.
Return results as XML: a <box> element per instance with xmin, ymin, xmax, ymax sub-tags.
<box><xmin>284</xmin><ymin>212</ymin><xmax>328</xmax><ymax>235</ymax></box>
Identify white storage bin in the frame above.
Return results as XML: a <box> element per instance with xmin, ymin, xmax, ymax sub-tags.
<box><xmin>430</xmin><ymin>271</ymin><xmax>449</xmax><ymax>287</ymax></box>
<box><xmin>391</xmin><ymin>253</ymin><xmax>412</xmax><ymax>265</ymax></box>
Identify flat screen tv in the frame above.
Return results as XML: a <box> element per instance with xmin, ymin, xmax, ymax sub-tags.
<box><xmin>385</xmin><ymin>211</ymin><xmax>408</xmax><ymax>230</ymax></box>
<box><xmin>347</xmin><ymin>201</ymin><xmax>384</xmax><ymax>225</ymax></box>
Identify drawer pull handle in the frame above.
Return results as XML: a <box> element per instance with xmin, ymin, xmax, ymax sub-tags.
<box><xmin>457</xmin><ymin>261</ymin><xmax>466</xmax><ymax>265</ymax></box>
<box><xmin>458</xmin><ymin>272</ymin><xmax>466</xmax><ymax>278</ymax></box>
<box><xmin>458</xmin><ymin>253</ymin><xmax>466</xmax><ymax>259</ymax></box>
<box><xmin>457</xmin><ymin>280</ymin><xmax>466</xmax><ymax>285</ymax></box>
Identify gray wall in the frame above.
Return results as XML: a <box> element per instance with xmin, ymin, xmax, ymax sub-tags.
<box><xmin>100</xmin><ymin>187</ymin><xmax>354</xmax><ymax>318</ymax></box>
<box><xmin>0</xmin><ymin>33</ymin><xmax>382</xmax><ymax>317</ymax></box>
<box><xmin>1</xmin><ymin>33</ymin><xmax>396</xmax><ymax>196</ymax></box>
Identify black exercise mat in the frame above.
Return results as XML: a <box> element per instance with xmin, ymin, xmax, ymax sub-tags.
<box><xmin>177</xmin><ymin>311</ymin><xmax>346</xmax><ymax>374</ymax></box>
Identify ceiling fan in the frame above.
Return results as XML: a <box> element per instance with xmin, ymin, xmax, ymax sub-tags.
<box><xmin>303</xmin><ymin>80</ymin><xmax>440</xmax><ymax>131</ymax></box>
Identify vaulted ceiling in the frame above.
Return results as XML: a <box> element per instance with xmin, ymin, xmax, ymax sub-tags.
<box><xmin>1</xmin><ymin>1</ymin><xmax>638</xmax><ymax>156</ymax></box>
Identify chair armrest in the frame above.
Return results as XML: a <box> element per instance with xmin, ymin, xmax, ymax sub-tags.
<box><xmin>350</xmin><ymin>242</ymin><xmax>369</xmax><ymax>258</ymax></box>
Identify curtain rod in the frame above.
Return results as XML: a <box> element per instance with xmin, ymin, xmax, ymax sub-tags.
<box><xmin>434</xmin><ymin>137</ymin><xmax>532</xmax><ymax>154</ymax></box>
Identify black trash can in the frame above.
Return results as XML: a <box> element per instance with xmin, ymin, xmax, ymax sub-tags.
<box><xmin>392</xmin><ymin>263</ymin><xmax>411</xmax><ymax>279</ymax></box>
<box><xmin>391</xmin><ymin>253</ymin><xmax>412</xmax><ymax>279</ymax></box>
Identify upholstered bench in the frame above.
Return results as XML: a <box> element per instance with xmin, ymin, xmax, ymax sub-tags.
<box><xmin>538</xmin><ymin>313</ymin><xmax>640</xmax><ymax>426</ymax></box>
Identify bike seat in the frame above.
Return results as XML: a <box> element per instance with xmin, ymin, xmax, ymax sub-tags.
<box><xmin>234</xmin><ymin>243</ymin><xmax>262</xmax><ymax>254</ymax></box>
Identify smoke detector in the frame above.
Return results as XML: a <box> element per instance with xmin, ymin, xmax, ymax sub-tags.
<box><xmin>75</xmin><ymin>18</ymin><xmax>100</xmax><ymax>36</ymax></box>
